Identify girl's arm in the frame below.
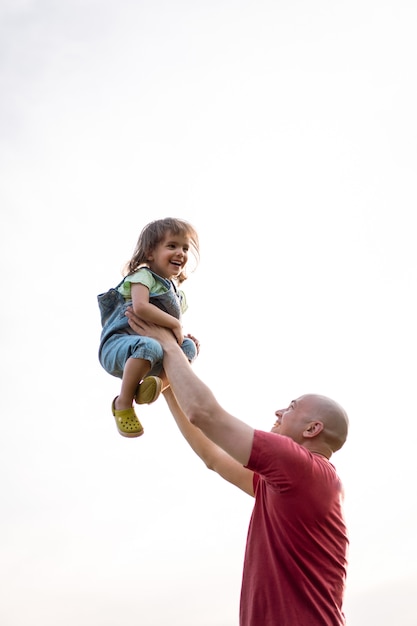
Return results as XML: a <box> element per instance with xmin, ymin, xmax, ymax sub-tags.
<box><xmin>131</xmin><ymin>283</ymin><xmax>184</xmax><ymax>345</ymax></box>
<box><xmin>163</xmin><ymin>387</ymin><xmax>255</xmax><ymax>497</ymax></box>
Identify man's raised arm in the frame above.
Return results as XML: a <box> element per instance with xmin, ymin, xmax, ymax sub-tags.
<box><xmin>125</xmin><ymin>308</ymin><xmax>255</xmax><ymax>467</ymax></box>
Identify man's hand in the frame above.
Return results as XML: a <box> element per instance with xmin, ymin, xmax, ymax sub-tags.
<box><xmin>125</xmin><ymin>306</ymin><xmax>178</xmax><ymax>347</ymax></box>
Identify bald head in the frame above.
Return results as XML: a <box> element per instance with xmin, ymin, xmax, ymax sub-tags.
<box><xmin>299</xmin><ymin>394</ymin><xmax>349</xmax><ymax>453</ymax></box>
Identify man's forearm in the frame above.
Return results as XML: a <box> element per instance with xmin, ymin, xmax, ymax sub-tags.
<box><xmin>163</xmin><ymin>386</ymin><xmax>255</xmax><ymax>496</ymax></box>
<box><xmin>124</xmin><ymin>308</ymin><xmax>255</xmax><ymax>466</ymax></box>
<box><xmin>161</xmin><ymin>341</ymin><xmax>216</xmax><ymax>423</ymax></box>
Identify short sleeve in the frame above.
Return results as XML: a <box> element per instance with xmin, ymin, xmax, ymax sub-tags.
<box><xmin>179</xmin><ymin>289</ymin><xmax>188</xmax><ymax>314</ymax></box>
<box><xmin>118</xmin><ymin>268</ymin><xmax>156</xmax><ymax>299</ymax></box>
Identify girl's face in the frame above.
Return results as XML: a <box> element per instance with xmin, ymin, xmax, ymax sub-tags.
<box><xmin>147</xmin><ymin>230</ymin><xmax>191</xmax><ymax>279</ymax></box>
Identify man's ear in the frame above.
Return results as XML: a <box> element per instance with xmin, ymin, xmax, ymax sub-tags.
<box><xmin>303</xmin><ymin>421</ymin><xmax>324</xmax><ymax>438</ymax></box>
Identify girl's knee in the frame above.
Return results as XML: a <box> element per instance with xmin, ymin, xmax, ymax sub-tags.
<box><xmin>181</xmin><ymin>337</ymin><xmax>197</xmax><ymax>362</ymax></box>
<box><xmin>132</xmin><ymin>337</ymin><xmax>164</xmax><ymax>363</ymax></box>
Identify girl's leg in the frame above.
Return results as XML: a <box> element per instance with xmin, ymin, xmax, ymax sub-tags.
<box><xmin>102</xmin><ymin>334</ymin><xmax>163</xmax><ymax>437</ymax></box>
<box><xmin>114</xmin><ymin>356</ymin><xmax>150</xmax><ymax>411</ymax></box>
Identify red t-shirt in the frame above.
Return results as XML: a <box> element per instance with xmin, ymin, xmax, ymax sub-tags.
<box><xmin>240</xmin><ymin>430</ymin><xmax>348</xmax><ymax>626</ymax></box>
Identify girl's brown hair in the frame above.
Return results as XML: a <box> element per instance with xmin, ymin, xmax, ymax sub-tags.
<box><xmin>124</xmin><ymin>217</ymin><xmax>200</xmax><ymax>283</ymax></box>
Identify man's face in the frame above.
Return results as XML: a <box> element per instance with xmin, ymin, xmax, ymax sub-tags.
<box><xmin>271</xmin><ymin>396</ymin><xmax>312</xmax><ymax>443</ymax></box>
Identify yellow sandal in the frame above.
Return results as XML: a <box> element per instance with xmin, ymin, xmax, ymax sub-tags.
<box><xmin>111</xmin><ymin>397</ymin><xmax>144</xmax><ymax>438</ymax></box>
<box><xmin>135</xmin><ymin>376</ymin><xmax>162</xmax><ymax>405</ymax></box>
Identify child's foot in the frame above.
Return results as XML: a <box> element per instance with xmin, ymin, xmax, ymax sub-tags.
<box><xmin>135</xmin><ymin>376</ymin><xmax>162</xmax><ymax>405</ymax></box>
<box><xmin>111</xmin><ymin>397</ymin><xmax>144</xmax><ymax>438</ymax></box>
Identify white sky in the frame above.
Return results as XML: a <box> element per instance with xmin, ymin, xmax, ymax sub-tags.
<box><xmin>1</xmin><ymin>1</ymin><xmax>416</xmax><ymax>625</ymax></box>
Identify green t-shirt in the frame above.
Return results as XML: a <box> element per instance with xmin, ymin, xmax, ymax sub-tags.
<box><xmin>118</xmin><ymin>267</ymin><xmax>188</xmax><ymax>313</ymax></box>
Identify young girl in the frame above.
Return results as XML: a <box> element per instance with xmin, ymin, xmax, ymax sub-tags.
<box><xmin>98</xmin><ymin>217</ymin><xmax>200</xmax><ymax>438</ymax></box>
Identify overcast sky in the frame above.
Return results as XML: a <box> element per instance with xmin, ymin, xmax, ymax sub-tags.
<box><xmin>1</xmin><ymin>1</ymin><xmax>416</xmax><ymax>625</ymax></box>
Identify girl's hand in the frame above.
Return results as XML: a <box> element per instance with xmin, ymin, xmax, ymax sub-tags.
<box><xmin>172</xmin><ymin>322</ymin><xmax>184</xmax><ymax>347</ymax></box>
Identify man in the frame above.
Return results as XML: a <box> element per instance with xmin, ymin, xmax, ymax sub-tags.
<box><xmin>126</xmin><ymin>310</ymin><xmax>349</xmax><ymax>626</ymax></box>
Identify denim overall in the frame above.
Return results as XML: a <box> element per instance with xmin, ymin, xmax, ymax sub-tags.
<box><xmin>98</xmin><ymin>268</ymin><xmax>197</xmax><ymax>379</ymax></box>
